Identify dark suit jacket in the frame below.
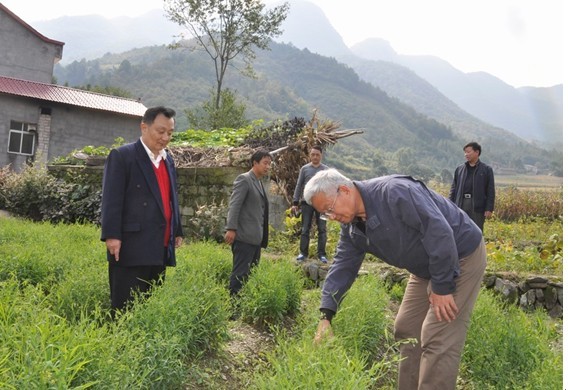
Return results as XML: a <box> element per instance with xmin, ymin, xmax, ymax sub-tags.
<box><xmin>100</xmin><ymin>139</ymin><xmax>183</xmax><ymax>266</ymax></box>
<box><xmin>225</xmin><ymin>170</ymin><xmax>268</xmax><ymax>247</ymax></box>
<box><xmin>449</xmin><ymin>160</ymin><xmax>495</xmax><ymax>213</ymax></box>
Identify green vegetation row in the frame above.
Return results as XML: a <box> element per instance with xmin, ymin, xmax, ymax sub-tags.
<box><xmin>0</xmin><ymin>218</ymin><xmax>562</xmax><ymax>388</ymax></box>
<box><xmin>0</xmin><ymin>218</ymin><xmax>303</xmax><ymax>388</ymax></box>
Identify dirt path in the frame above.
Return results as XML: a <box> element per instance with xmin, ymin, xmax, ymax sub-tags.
<box><xmin>186</xmin><ymin>321</ymin><xmax>277</xmax><ymax>389</ymax></box>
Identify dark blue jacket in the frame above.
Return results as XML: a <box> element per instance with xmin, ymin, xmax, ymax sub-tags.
<box><xmin>320</xmin><ymin>176</ymin><xmax>482</xmax><ymax>313</ymax></box>
<box><xmin>449</xmin><ymin>161</ymin><xmax>495</xmax><ymax>213</ymax></box>
<box><xmin>100</xmin><ymin>139</ymin><xmax>183</xmax><ymax>266</ymax></box>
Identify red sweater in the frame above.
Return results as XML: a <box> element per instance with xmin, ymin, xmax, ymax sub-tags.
<box><xmin>152</xmin><ymin>160</ymin><xmax>172</xmax><ymax>247</ymax></box>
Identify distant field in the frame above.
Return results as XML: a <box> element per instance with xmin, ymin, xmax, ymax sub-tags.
<box><xmin>495</xmin><ymin>174</ymin><xmax>563</xmax><ymax>189</ymax></box>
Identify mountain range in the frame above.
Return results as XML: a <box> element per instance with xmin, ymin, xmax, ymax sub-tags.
<box><xmin>276</xmin><ymin>1</ymin><xmax>562</xmax><ymax>149</ymax></box>
<box><xmin>30</xmin><ymin>1</ymin><xmax>561</xmax><ymax>178</ymax></box>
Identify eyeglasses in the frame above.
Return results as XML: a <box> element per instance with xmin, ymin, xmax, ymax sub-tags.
<box><xmin>320</xmin><ymin>189</ymin><xmax>339</xmax><ymax>221</ymax></box>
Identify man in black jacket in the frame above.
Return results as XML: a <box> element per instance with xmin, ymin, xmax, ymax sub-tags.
<box><xmin>449</xmin><ymin>142</ymin><xmax>495</xmax><ymax>231</ymax></box>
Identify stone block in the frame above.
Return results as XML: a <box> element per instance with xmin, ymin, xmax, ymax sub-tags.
<box><xmin>535</xmin><ymin>288</ymin><xmax>544</xmax><ymax>302</ymax></box>
<box><xmin>524</xmin><ymin>289</ymin><xmax>537</xmax><ymax>306</ymax></box>
<box><xmin>494</xmin><ymin>278</ymin><xmax>519</xmax><ymax>304</ymax></box>
<box><xmin>526</xmin><ymin>276</ymin><xmax>549</xmax><ymax>289</ymax></box>
<box><xmin>483</xmin><ymin>274</ymin><xmax>496</xmax><ymax>288</ymax></box>
<box><xmin>544</xmin><ymin>286</ymin><xmax>558</xmax><ymax>310</ymax></box>
<box><xmin>548</xmin><ymin>304</ymin><xmax>563</xmax><ymax>318</ymax></box>
<box><xmin>518</xmin><ymin>281</ymin><xmax>530</xmax><ymax>293</ymax></box>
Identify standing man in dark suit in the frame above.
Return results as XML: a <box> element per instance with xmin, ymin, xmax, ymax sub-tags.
<box><xmin>101</xmin><ymin>106</ymin><xmax>183</xmax><ymax>313</ymax></box>
<box><xmin>224</xmin><ymin>149</ymin><xmax>272</xmax><ymax>296</ymax></box>
<box><xmin>449</xmin><ymin>141</ymin><xmax>495</xmax><ymax>232</ymax></box>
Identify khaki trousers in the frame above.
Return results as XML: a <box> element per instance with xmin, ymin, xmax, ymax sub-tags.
<box><xmin>394</xmin><ymin>240</ymin><xmax>487</xmax><ymax>390</ymax></box>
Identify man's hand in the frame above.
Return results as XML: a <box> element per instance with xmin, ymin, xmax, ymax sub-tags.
<box><xmin>429</xmin><ymin>292</ymin><xmax>459</xmax><ymax>322</ymax></box>
<box><xmin>175</xmin><ymin>236</ymin><xmax>183</xmax><ymax>248</ymax></box>
<box><xmin>224</xmin><ymin>230</ymin><xmax>236</xmax><ymax>245</ymax></box>
<box><xmin>106</xmin><ymin>238</ymin><xmax>121</xmax><ymax>261</ymax></box>
<box><xmin>484</xmin><ymin>211</ymin><xmax>493</xmax><ymax>218</ymax></box>
<box><xmin>314</xmin><ymin>319</ymin><xmax>334</xmax><ymax>344</ymax></box>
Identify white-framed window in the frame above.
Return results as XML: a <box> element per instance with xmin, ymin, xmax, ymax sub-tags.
<box><xmin>8</xmin><ymin>121</ymin><xmax>36</xmax><ymax>156</ymax></box>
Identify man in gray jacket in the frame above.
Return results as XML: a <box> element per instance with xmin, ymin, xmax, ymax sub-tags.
<box><xmin>305</xmin><ymin>169</ymin><xmax>486</xmax><ymax>390</ymax></box>
<box><xmin>224</xmin><ymin>149</ymin><xmax>272</xmax><ymax>296</ymax></box>
<box><xmin>291</xmin><ymin>145</ymin><xmax>329</xmax><ymax>263</ymax></box>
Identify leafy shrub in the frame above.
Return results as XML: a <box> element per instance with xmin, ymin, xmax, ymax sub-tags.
<box><xmin>243</xmin><ymin>117</ymin><xmax>306</xmax><ymax>150</ymax></box>
<box><xmin>239</xmin><ymin>259</ymin><xmax>304</xmax><ymax>327</ymax></box>
<box><xmin>2</xmin><ymin>164</ymin><xmax>64</xmax><ymax>221</ymax></box>
<box><xmin>0</xmin><ymin>165</ymin><xmax>11</xmax><ymax>209</ymax></box>
<box><xmin>51</xmin><ymin>137</ymin><xmax>125</xmax><ymax>165</ymax></box>
<box><xmin>172</xmin><ymin>126</ymin><xmax>254</xmax><ymax>147</ymax></box>
<box><xmin>1</xmin><ymin>165</ymin><xmax>101</xmax><ymax>224</ymax></box>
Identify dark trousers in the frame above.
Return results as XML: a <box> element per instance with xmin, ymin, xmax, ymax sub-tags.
<box><xmin>229</xmin><ymin>240</ymin><xmax>261</xmax><ymax>296</ymax></box>
<box><xmin>108</xmin><ymin>256</ymin><xmax>166</xmax><ymax>312</ymax></box>
<box><xmin>461</xmin><ymin>198</ymin><xmax>485</xmax><ymax>232</ymax></box>
<box><xmin>300</xmin><ymin>202</ymin><xmax>327</xmax><ymax>257</ymax></box>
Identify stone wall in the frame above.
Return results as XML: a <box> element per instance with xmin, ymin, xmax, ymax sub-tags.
<box><xmin>485</xmin><ymin>273</ymin><xmax>562</xmax><ymax>318</ymax></box>
<box><xmin>47</xmin><ymin>164</ymin><xmax>289</xmax><ymax>236</ymax></box>
<box><xmin>302</xmin><ymin>263</ymin><xmax>563</xmax><ymax>319</ymax></box>
<box><xmin>174</xmin><ymin>166</ymin><xmax>288</xmax><ymax>233</ymax></box>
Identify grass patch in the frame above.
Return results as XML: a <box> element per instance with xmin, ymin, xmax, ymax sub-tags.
<box><xmin>460</xmin><ymin>290</ymin><xmax>562</xmax><ymax>389</ymax></box>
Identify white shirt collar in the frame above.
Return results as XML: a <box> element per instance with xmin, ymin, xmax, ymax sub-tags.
<box><xmin>140</xmin><ymin>138</ymin><xmax>167</xmax><ymax>168</ymax></box>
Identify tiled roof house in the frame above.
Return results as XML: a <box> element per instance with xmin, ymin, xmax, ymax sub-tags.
<box><xmin>0</xmin><ymin>3</ymin><xmax>146</xmax><ymax>170</ymax></box>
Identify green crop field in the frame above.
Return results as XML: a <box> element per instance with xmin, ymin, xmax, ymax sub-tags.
<box><xmin>0</xmin><ymin>213</ymin><xmax>562</xmax><ymax>389</ymax></box>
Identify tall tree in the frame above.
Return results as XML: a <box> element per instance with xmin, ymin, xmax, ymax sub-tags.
<box><xmin>165</xmin><ymin>0</ymin><xmax>290</xmax><ymax>110</ymax></box>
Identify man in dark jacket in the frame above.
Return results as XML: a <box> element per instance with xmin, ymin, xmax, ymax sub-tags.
<box><xmin>101</xmin><ymin>106</ymin><xmax>183</xmax><ymax>313</ymax></box>
<box><xmin>449</xmin><ymin>142</ymin><xmax>495</xmax><ymax>231</ymax></box>
<box><xmin>305</xmin><ymin>169</ymin><xmax>486</xmax><ymax>390</ymax></box>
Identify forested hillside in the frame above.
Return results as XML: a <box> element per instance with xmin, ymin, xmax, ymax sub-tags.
<box><xmin>54</xmin><ymin>42</ymin><xmax>560</xmax><ymax>180</ymax></box>
<box><xmin>35</xmin><ymin>1</ymin><xmax>562</xmax><ymax>155</ymax></box>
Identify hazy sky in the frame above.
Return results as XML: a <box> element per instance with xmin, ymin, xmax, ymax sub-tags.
<box><xmin>2</xmin><ymin>0</ymin><xmax>563</xmax><ymax>87</ymax></box>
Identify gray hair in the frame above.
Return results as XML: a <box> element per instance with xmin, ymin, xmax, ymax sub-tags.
<box><xmin>303</xmin><ymin>169</ymin><xmax>353</xmax><ymax>205</ymax></box>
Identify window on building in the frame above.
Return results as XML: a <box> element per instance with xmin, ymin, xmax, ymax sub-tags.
<box><xmin>8</xmin><ymin>121</ymin><xmax>36</xmax><ymax>156</ymax></box>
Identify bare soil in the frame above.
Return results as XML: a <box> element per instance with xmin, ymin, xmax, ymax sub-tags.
<box><xmin>185</xmin><ymin>321</ymin><xmax>276</xmax><ymax>389</ymax></box>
